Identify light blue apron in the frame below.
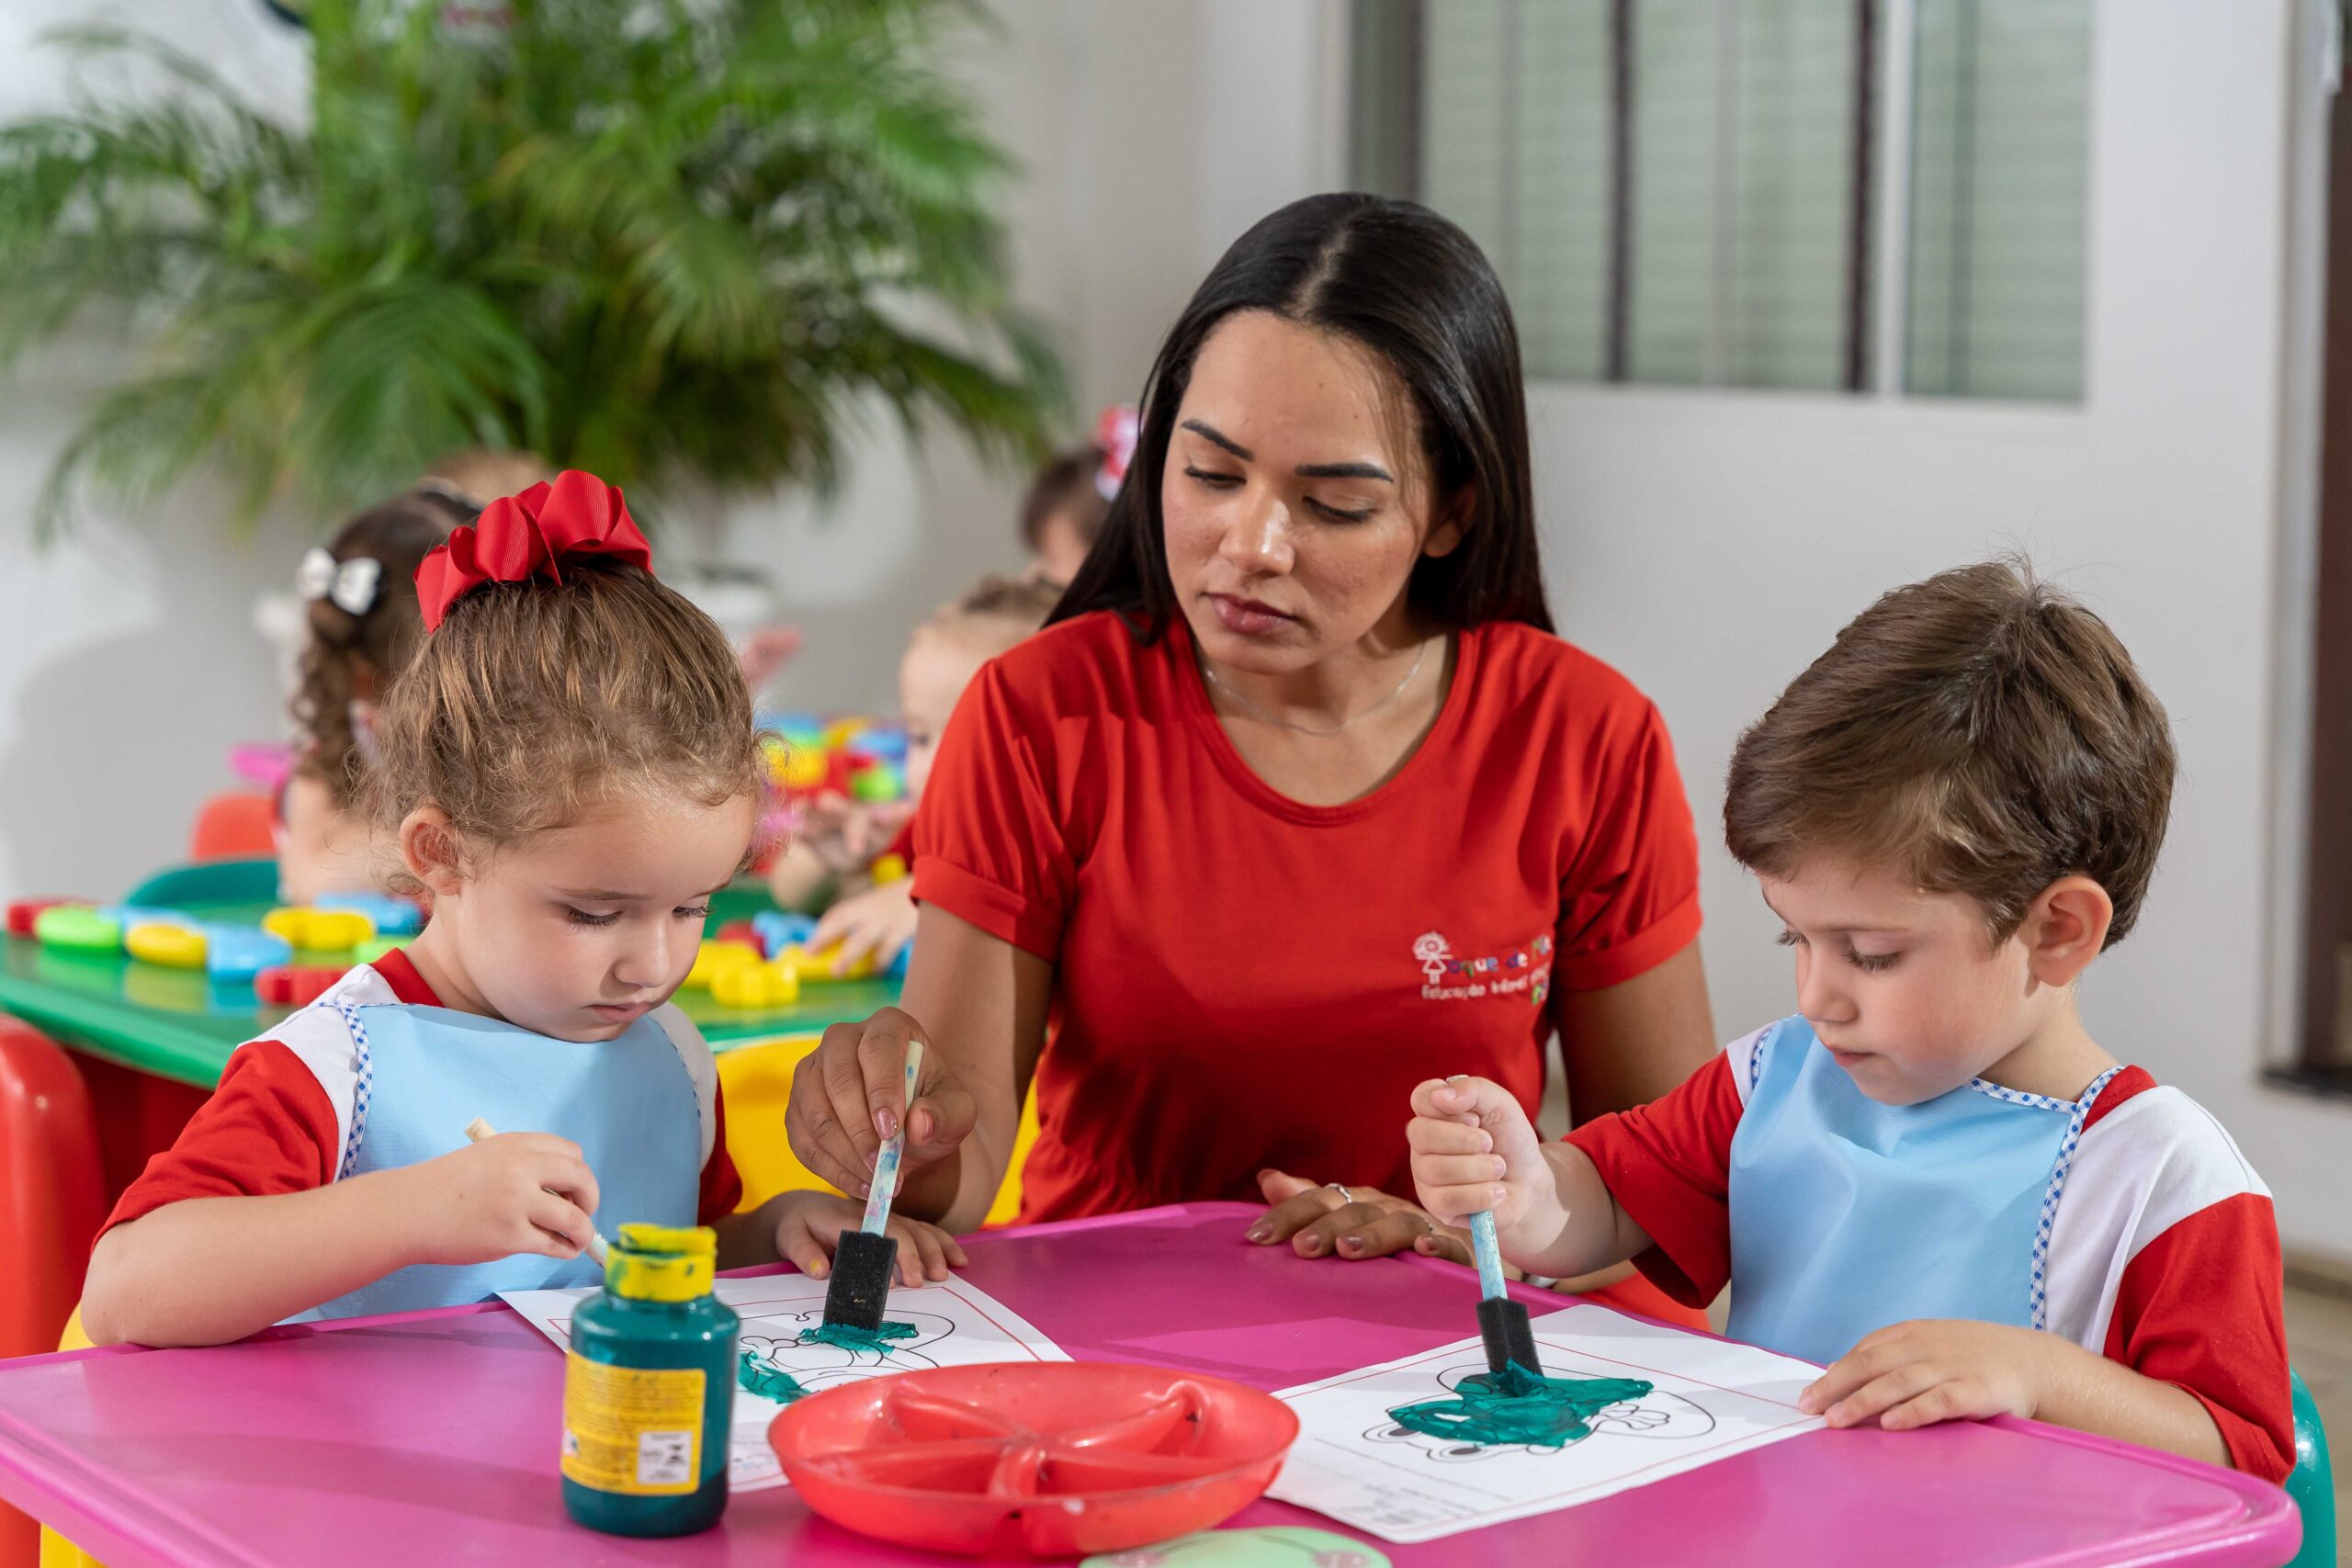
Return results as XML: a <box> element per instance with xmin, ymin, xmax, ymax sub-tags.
<box><xmin>291</xmin><ymin>1001</ymin><xmax>700</xmax><ymax>1322</ymax></box>
<box><xmin>1725</xmin><ymin>1017</ymin><xmax>2117</xmax><ymax>1368</ymax></box>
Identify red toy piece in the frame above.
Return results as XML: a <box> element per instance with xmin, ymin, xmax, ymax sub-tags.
<box><xmin>4</xmin><ymin>899</ymin><xmax>71</xmax><ymax>938</ymax></box>
<box><xmin>716</xmin><ymin>919</ymin><xmax>763</xmax><ymax>952</ymax></box>
<box><xmin>768</xmin><ymin>1362</ymin><xmax>1297</xmax><ymax>1558</ymax></box>
<box><xmin>254</xmin><ymin>965</ymin><xmax>349</xmax><ymax>1009</ymax></box>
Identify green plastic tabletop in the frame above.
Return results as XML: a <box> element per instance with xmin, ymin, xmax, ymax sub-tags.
<box><xmin>0</xmin><ymin>863</ymin><xmax>899</xmax><ymax>1088</ymax></box>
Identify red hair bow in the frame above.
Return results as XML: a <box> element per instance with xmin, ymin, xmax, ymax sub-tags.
<box><xmin>415</xmin><ymin>469</ymin><xmax>653</xmax><ymax>632</ymax></box>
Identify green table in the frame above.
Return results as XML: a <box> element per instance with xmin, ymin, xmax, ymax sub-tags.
<box><xmin>0</xmin><ymin>862</ymin><xmax>899</xmax><ymax>1089</ymax></box>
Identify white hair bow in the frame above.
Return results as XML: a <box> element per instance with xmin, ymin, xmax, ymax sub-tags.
<box><xmin>295</xmin><ymin>547</ymin><xmax>383</xmax><ymax>617</ymax></box>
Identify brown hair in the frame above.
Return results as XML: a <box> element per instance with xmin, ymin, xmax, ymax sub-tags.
<box><xmin>1724</xmin><ymin>560</ymin><xmax>2177</xmax><ymax>947</ymax></box>
<box><xmin>291</xmin><ymin>490</ymin><xmax>476</xmax><ymax>807</ymax></box>
<box><xmin>369</xmin><ymin>561</ymin><xmax>761</xmax><ymax>866</ymax></box>
<box><xmin>420</xmin><ymin>448</ymin><xmax>557</xmax><ymax>508</ymax></box>
<box><xmin>923</xmin><ymin>573</ymin><xmax>1064</xmax><ymax>648</ymax></box>
<box><xmin>1019</xmin><ymin>445</ymin><xmax>1111</xmax><ymax>553</ymax></box>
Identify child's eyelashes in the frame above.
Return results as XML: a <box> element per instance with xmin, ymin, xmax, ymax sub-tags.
<box><xmin>1774</xmin><ymin>927</ymin><xmax>1900</xmax><ymax>973</ymax></box>
<box><xmin>676</xmin><ymin>905</ymin><xmax>710</xmax><ymax>921</ymax></box>
<box><xmin>1774</xmin><ymin>928</ymin><xmax>1803</xmax><ymax>949</ymax></box>
<box><xmin>566</xmin><ymin>908</ymin><xmax>620</xmax><ymax>928</ymax></box>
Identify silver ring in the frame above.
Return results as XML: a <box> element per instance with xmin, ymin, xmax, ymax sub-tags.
<box><xmin>1326</xmin><ymin>1181</ymin><xmax>1351</xmax><ymax>1203</ymax></box>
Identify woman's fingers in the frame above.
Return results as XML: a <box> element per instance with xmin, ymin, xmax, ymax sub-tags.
<box><xmin>1246</xmin><ymin>1169</ymin><xmax>1340</xmax><ymax>1243</ymax></box>
<box><xmin>1412</xmin><ymin>1227</ymin><xmax>1478</xmax><ymax>1268</ymax></box>
<box><xmin>787</xmin><ymin>1029</ymin><xmax>882</xmax><ymax>1197</ymax></box>
<box><xmin>1290</xmin><ymin>1201</ymin><xmax>1385</xmax><ymax>1258</ymax></box>
<box><xmin>1333</xmin><ymin>1207</ymin><xmax>1439</xmax><ymax>1260</ymax></box>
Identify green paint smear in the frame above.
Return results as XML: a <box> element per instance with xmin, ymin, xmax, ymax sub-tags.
<box><xmin>795</xmin><ymin>1319</ymin><xmax>917</xmax><ymax>1353</ymax></box>
<box><xmin>1385</xmin><ymin>1362</ymin><xmax>1656</xmax><ymax>1450</ymax></box>
<box><xmin>737</xmin><ymin>1353</ymin><xmax>808</xmax><ymax>1404</ymax></box>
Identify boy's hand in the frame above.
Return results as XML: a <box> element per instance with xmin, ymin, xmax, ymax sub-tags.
<box><xmin>1801</xmin><ymin>1319</ymin><xmax>2060</xmax><ymax>1430</ymax></box>
<box><xmin>812</xmin><ymin>881</ymin><xmax>917</xmax><ymax>976</ymax></box>
<box><xmin>405</xmin><ymin>1133</ymin><xmax>598</xmax><ymax>1266</ymax></box>
<box><xmin>1408</xmin><ymin>1075</ymin><xmax>1552</xmax><ymax>1236</ymax></box>
<box><xmin>772</xmin><ymin>1190</ymin><xmax>969</xmax><ymax>1288</ymax></box>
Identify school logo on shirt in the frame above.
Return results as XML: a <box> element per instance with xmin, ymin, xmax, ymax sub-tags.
<box><xmin>1412</xmin><ymin>931</ymin><xmax>1552</xmax><ymax>1007</ymax></box>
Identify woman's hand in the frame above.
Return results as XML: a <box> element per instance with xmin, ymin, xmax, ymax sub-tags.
<box><xmin>1244</xmin><ymin>1168</ymin><xmax>1509</xmax><ymax>1273</ymax></box>
<box><xmin>812</xmin><ymin>881</ymin><xmax>917</xmax><ymax>976</ymax></box>
<box><xmin>786</xmin><ymin>1007</ymin><xmax>975</xmax><ymax>1200</ymax></box>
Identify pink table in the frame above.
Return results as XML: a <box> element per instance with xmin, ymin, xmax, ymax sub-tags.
<box><xmin>0</xmin><ymin>1202</ymin><xmax>2300</xmax><ymax>1566</ymax></box>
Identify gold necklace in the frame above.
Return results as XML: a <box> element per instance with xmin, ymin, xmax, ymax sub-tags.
<box><xmin>1199</xmin><ymin>637</ymin><xmax>1431</xmax><ymax>738</ymax></box>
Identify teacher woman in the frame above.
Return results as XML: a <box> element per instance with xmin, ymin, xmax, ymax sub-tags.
<box><xmin>789</xmin><ymin>194</ymin><xmax>1716</xmax><ymax>1322</ymax></box>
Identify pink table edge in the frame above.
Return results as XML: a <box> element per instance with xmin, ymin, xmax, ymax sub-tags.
<box><xmin>0</xmin><ymin>1201</ymin><xmax>2303</xmax><ymax>1568</ymax></box>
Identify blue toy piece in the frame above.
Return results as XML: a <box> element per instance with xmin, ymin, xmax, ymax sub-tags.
<box><xmin>752</xmin><ymin>910</ymin><xmax>819</xmax><ymax>960</ymax></box>
<box><xmin>2285</xmin><ymin>1368</ymin><xmax>2335</xmax><ymax>1568</ymax></box>
<box><xmin>887</xmin><ymin>941</ymin><xmax>911</xmax><ymax>981</ymax></box>
<box><xmin>205</xmin><ymin>926</ymin><xmax>294</xmax><ymax>983</ymax></box>
<box><xmin>845</xmin><ymin>726</ymin><xmax>910</xmax><ymax>765</ymax></box>
<box><xmin>97</xmin><ymin>905</ymin><xmax>196</xmax><ymax>932</ymax></box>
<box><xmin>314</xmin><ymin>891</ymin><xmax>425</xmax><ymax>936</ymax></box>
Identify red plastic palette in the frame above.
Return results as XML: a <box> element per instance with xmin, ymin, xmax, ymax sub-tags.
<box><xmin>767</xmin><ymin>1361</ymin><xmax>1299</xmax><ymax>1558</ymax></box>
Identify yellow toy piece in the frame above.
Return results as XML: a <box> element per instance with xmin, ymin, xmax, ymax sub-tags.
<box><xmin>775</xmin><ymin>942</ymin><xmax>876</xmax><ymax>983</ymax></box>
<box><xmin>709</xmin><ymin>960</ymin><xmax>802</xmax><ymax>1010</ymax></box>
<box><xmin>869</xmin><ymin>852</ymin><xmax>909</xmax><ymax>886</ymax></box>
<box><xmin>778</xmin><ymin>747</ymin><xmax>828</xmax><ymax>791</ymax></box>
<box><xmin>821</xmin><ymin>717</ymin><xmax>870</xmax><ymax>751</ymax></box>
<box><xmin>683</xmin><ymin>939</ymin><xmax>762</xmax><ymax>989</ymax></box>
<box><xmin>262</xmin><ymin>907</ymin><xmax>375</xmax><ymax>952</ymax></box>
<box><xmin>126</xmin><ymin>921</ymin><xmax>208</xmax><ymax>969</ymax></box>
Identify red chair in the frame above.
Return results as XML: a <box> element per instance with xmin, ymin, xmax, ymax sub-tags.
<box><xmin>0</xmin><ymin>1018</ymin><xmax>104</xmax><ymax>1568</ymax></box>
<box><xmin>187</xmin><ymin>792</ymin><xmax>276</xmax><ymax>862</ymax></box>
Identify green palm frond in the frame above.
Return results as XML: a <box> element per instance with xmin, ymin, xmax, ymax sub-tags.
<box><xmin>0</xmin><ymin>0</ymin><xmax>1059</xmax><ymax>540</ymax></box>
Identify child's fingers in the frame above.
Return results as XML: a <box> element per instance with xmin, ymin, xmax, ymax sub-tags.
<box><xmin>1417</xmin><ymin>1182</ymin><xmax>1505</xmax><ymax>1225</ymax></box>
<box><xmin>1875</xmin><ymin>1381</ymin><xmax>1985</xmax><ymax>1431</ymax></box>
<box><xmin>527</xmin><ymin>1191</ymin><xmax>594</xmax><ymax>1258</ymax></box>
<box><xmin>776</xmin><ymin>1217</ymin><xmax>835</xmax><ymax>1281</ymax></box>
<box><xmin>1818</xmin><ymin>1363</ymin><xmax>1944</xmax><ymax>1428</ymax></box>
<box><xmin>896</xmin><ymin>1224</ymin><xmax>950</xmax><ymax>1284</ymax></box>
<box><xmin>831</xmin><ymin>923</ymin><xmax>882</xmax><ymax>976</ymax></box>
<box><xmin>1411</xmin><ymin>1153</ymin><xmax>1507</xmax><ymax>1190</ymax></box>
<box><xmin>938</xmin><ymin>1228</ymin><xmax>970</xmax><ymax>1269</ymax></box>
<box><xmin>1405</xmin><ymin>1115</ymin><xmax>1492</xmax><ymax>1156</ymax></box>
<box><xmin>531</xmin><ymin>1155</ymin><xmax>600</xmax><ymax>1218</ymax></box>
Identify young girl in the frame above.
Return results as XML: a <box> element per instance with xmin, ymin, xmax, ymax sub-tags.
<box><xmin>771</xmin><ymin>575</ymin><xmax>1061</xmax><ymax>974</ymax></box>
<box><xmin>84</xmin><ymin>471</ymin><xmax>963</xmax><ymax>1348</ymax></box>
<box><xmin>277</xmin><ymin>487</ymin><xmax>475</xmax><ymax>902</ymax></box>
<box><xmin>1018</xmin><ymin>405</ymin><xmax>1134</xmax><ymax>585</ymax></box>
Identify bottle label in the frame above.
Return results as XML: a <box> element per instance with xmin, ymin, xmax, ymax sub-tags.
<box><xmin>560</xmin><ymin>1352</ymin><xmax>705</xmax><ymax>1495</ymax></box>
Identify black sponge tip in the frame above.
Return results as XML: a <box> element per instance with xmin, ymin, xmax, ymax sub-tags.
<box><xmin>1477</xmin><ymin>1295</ymin><xmax>1543</xmax><ymax>1376</ymax></box>
<box><xmin>823</xmin><ymin>1229</ymin><xmax>898</xmax><ymax>1331</ymax></box>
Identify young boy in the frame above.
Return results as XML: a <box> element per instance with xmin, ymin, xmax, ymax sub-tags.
<box><xmin>1408</xmin><ymin>561</ymin><xmax>2291</xmax><ymax>1479</ymax></box>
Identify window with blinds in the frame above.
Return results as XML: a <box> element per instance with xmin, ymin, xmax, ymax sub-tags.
<box><xmin>1350</xmin><ymin>0</ymin><xmax>2092</xmax><ymax>401</ymax></box>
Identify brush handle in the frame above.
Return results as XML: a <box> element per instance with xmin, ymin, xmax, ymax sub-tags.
<box><xmin>859</xmin><ymin>1039</ymin><xmax>925</xmax><ymax>1235</ymax></box>
<box><xmin>1467</xmin><ymin>1210</ymin><xmax>1507</xmax><ymax>1302</ymax></box>
<box><xmin>463</xmin><ymin>1116</ymin><xmax>609</xmax><ymax>1268</ymax></box>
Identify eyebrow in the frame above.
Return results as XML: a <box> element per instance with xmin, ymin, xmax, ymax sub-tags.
<box><xmin>1179</xmin><ymin>419</ymin><xmax>1395</xmax><ymax>485</ymax></box>
<box><xmin>1757</xmin><ymin>893</ymin><xmax>1906</xmax><ymax>936</ymax></box>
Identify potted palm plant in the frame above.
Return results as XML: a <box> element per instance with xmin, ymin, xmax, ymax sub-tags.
<box><xmin>0</xmin><ymin>0</ymin><xmax>1059</xmax><ymax>537</ymax></box>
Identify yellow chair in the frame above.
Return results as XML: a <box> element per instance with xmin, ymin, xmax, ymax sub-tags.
<box><xmin>715</xmin><ymin>1034</ymin><xmax>1037</xmax><ymax>1224</ymax></box>
<box><xmin>39</xmin><ymin>1310</ymin><xmax>97</xmax><ymax>1568</ymax></box>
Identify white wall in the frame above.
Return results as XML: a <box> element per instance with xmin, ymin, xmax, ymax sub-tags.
<box><xmin>1532</xmin><ymin>0</ymin><xmax>2352</xmax><ymax>1258</ymax></box>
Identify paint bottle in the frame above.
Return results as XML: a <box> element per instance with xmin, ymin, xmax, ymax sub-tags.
<box><xmin>560</xmin><ymin>1224</ymin><xmax>739</xmax><ymax>1537</ymax></box>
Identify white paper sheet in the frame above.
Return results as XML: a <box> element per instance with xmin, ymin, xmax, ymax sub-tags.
<box><xmin>501</xmin><ymin>1273</ymin><xmax>1071</xmax><ymax>1492</ymax></box>
<box><xmin>1266</xmin><ymin>1302</ymin><xmax>1824</xmax><ymax>1543</ymax></box>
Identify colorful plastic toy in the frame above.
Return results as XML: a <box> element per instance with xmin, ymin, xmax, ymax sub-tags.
<box><xmin>125</xmin><ymin>923</ymin><xmax>208</xmax><ymax>970</ymax></box>
<box><xmin>32</xmin><ymin>908</ymin><xmax>120</xmax><ymax>953</ymax></box>
<box><xmin>767</xmin><ymin>1362</ymin><xmax>1298</xmax><ymax>1558</ymax></box>
<box><xmin>351</xmin><ymin>937</ymin><xmax>409</xmax><ymax>965</ymax></box>
<box><xmin>682</xmin><ymin>940</ymin><xmax>761</xmax><ymax>990</ymax></box>
<box><xmin>254</xmin><ymin>965</ymin><xmax>349</xmax><ymax>1008</ymax></box>
<box><xmin>96</xmin><ymin>906</ymin><xmax>196</xmax><ymax>933</ymax></box>
<box><xmin>887</xmin><ymin>942</ymin><xmax>912</xmax><ymax>982</ymax></box>
<box><xmin>774</xmin><ymin>942</ymin><xmax>875</xmax><ymax>984</ymax></box>
<box><xmin>262</xmin><ymin>907</ymin><xmax>374</xmax><ymax>953</ymax></box>
<box><xmin>708</xmin><ymin>960</ymin><xmax>801</xmax><ymax>1010</ymax></box>
<box><xmin>756</xmin><ymin>714</ymin><xmax>911</xmax><ymax>815</ymax></box>
<box><xmin>207</xmin><ymin>928</ymin><xmax>293</xmax><ymax>983</ymax></box>
<box><xmin>314</xmin><ymin>892</ymin><xmax>425</xmax><ymax>937</ymax></box>
<box><xmin>715</xmin><ymin>919</ymin><xmax>763</xmax><ymax>952</ymax></box>
<box><xmin>868</xmin><ymin>853</ymin><xmax>909</xmax><ymax>886</ymax></box>
<box><xmin>751</xmin><ymin>910</ymin><xmax>818</xmax><ymax>958</ymax></box>
<box><xmin>5</xmin><ymin>898</ymin><xmax>71</xmax><ymax>938</ymax></box>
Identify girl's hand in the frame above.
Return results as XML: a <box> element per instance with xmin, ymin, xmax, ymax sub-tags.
<box><xmin>786</xmin><ymin>1007</ymin><xmax>975</xmax><ymax>1199</ymax></box>
<box><xmin>771</xmin><ymin>1190</ymin><xmax>970</xmax><ymax>1288</ymax></box>
<box><xmin>1245</xmin><ymin>1168</ymin><xmax>1486</xmax><ymax>1266</ymax></box>
<box><xmin>1408</xmin><ymin>1075</ymin><xmax>1551</xmax><ymax>1235</ymax></box>
<box><xmin>812</xmin><ymin>881</ymin><xmax>918</xmax><ymax>976</ymax></box>
<box><xmin>404</xmin><ymin>1133</ymin><xmax>599</xmax><ymax>1266</ymax></box>
<box><xmin>793</xmin><ymin>794</ymin><xmax>917</xmax><ymax>879</ymax></box>
<box><xmin>1800</xmin><ymin>1320</ymin><xmax>2056</xmax><ymax>1430</ymax></box>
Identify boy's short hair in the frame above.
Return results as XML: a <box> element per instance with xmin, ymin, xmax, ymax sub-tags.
<box><xmin>1724</xmin><ymin>559</ymin><xmax>2176</xmax><ymax>946</ymax></box>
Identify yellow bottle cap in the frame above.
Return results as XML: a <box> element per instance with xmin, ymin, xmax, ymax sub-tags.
<box><xmin>606</xmin><ymin>1224</ymin><xmax>718</xmax><ymax>1302</ymax></box>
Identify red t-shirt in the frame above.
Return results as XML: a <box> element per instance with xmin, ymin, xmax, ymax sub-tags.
<box><xmin>913</xmin><ymin>610</ymin><xmax>1703</xmax><ymax>1231</ymax></box>
<box><xmin>103</xmin><ymin>949</ymin><xmax>743</xmax><ymax>1235</ymax></box>
<box><xmin>1566</xmin><ymin>1041</ymin><xmax>2294</xmax><ymax>1481</ymax></box>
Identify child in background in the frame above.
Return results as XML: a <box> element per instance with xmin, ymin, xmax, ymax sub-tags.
<box><xmin>1408</xmin><ymin>561</ymin><xmax>2292</xmax><ymax>1479</ymax></box>
<box><xmin>84</xmin><ymin>473</ymin><xmax>962</xmax><ymax>1348</ymax></box>
<box><xmin>770</xmin><ymin>575</ymin><xmax>1062</xmax><ymax>975</ymax></box>
<box><xmin>1020</xmin><ymin>405</ymin><xmax>1134</xmax><ymax>585</ymax></box>
<box><xmin>277</xmin><ymin>488</ymin><xmax>475</xmax><ymax>902</ymax></box>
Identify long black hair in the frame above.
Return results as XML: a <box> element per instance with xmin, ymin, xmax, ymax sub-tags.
<box><xmin>1050</xmin><ymin>193</ymin><xmax>1553</xmax><ymax>637</ymax></box>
